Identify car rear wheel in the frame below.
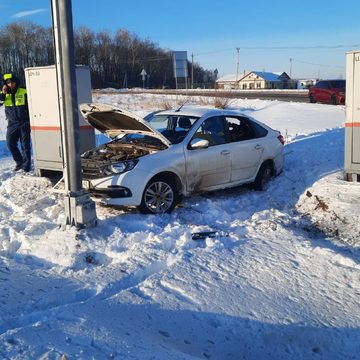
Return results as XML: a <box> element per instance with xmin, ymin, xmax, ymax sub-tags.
<box><xmin>309</xmin><ymin>94</ymin><xmax>316</xmax><ymax>103</ymax></box>
<box><xmin>253</xmin><ymin>162</ymin><xmax>273</xmax><ymax>191</ymax></box>
<box><xmin>139</xmin><ymin>177</ymin><xmax>178</xmax><ymax>214</ymax></box>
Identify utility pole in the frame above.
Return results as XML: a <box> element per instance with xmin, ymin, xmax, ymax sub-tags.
<box><xmin>236</xmin><ymin>47</ymin><xmax>240</xmax><ymax>88</ymax></box>
<box><xmin>214</xmin><ymin>68</ymin><xmax>218</xmax><ymax>90</ymax></box>
<box><xmin>51</xmin><ymin>0</ymin><xmax>97</xmax><ymax>228</ymax></box>
<box><xmin>191</xmin><ymin>53</ymin><xmax>194</xmax><ymax>89</ymax></box>
<box><xmin>123</xmin><ymin>72</ymin><xmax>127</xmax><ymax>88</ymax></box>
<box><xmin>289</xmin><ymin>58</ymin><xmax>293</xmax><ymax>78</ymax></box>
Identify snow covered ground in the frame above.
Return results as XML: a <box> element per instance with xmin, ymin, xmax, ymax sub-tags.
<box><xmin>0</xmin><ymin>93</ymin><xmax>359</xmax><ymax>360</ymax></box>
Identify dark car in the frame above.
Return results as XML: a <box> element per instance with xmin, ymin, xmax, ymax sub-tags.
<box><xmin>309</xmin><ymin>80</ymin><xmax>345</xmax><ymax>105</ymax></box>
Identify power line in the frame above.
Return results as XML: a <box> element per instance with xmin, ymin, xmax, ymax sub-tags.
<box><xmin>93</xmin><ymin>43</ymin><xmax>351</xmax><ymax>70</ymax></box>
<box><xmin>238</xmin><ymin>44</ymin><xmax>360</xmax><ymax>50</ymax></box>
<box><xmin>194</xmin><ymin>48</ymin><xmax>235</xmax><ymax>56</ymax></box>
<box><xmin>100</xmin><ymin>43</ymin><xmax>357</xmax><ymax>65</ymax></box>
<box><xmin>194</xmin><ymin>43</ymin><xmax>360</xmax><ymax>57</ymax></box>
<box><xmin>292</xmin><ymin>58</ymin><xmax>344</xmax><ymax>68</ymax></box>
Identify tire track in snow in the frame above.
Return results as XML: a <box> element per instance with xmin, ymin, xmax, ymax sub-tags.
<box><xmin>159</xmin><ymin>280</ymin><xmax>201</xmax><ymax>305</ymax></box>
<box><xmin>92</xmin><ymin>257</ymin><xmax>177</xmax><ymax>302</ymax></box>
<box><xmin>0</xmin><ymin>283</ymin><xmax>95</xmax><ymax>336</ymax></box>
<box><xmin>0</xmin><ymin>251</ymin><xmax>182</xmax><ymax>336</ymax></box>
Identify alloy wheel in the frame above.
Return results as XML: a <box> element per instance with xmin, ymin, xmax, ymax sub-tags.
<box><xmin>143</xmin><ymin>181</ymin><xmax>175</xmax><ymax>214</ymax></box>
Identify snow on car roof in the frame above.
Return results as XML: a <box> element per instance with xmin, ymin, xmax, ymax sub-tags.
<box><xmin>155</xmin><ymin>106</ymin><xmax>241</xmax><ymax>118</ymax></box>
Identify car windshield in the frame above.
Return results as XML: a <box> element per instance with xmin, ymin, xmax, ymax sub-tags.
<box><xmin>330</xmin><ymin>80</ymin><xmax>345</xmax><ymax>89</ymax></box>
<box><xmin>118</xmin><ymin>133</ymin><xmax>167</xmax><ymax>149</ymax></box>
<box><xmin>148</xmin><ymin>114</ymin><xmax>199</xmax><ymax>144</ymax></box>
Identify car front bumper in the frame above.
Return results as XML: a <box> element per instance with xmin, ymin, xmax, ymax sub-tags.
<box><xmin>82</xmin><ymin>169</ymin><xmax>150</xmax><ymax>207</ymax></box>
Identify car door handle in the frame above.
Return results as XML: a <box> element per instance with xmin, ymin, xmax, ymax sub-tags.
<box><xmin>221</xmin><ymin>150</ymin><xmax>230</xmax><ymax>155</ymax></box>
<box><xmin>254</xmin><ymin>144</ymin><xmax>263</xmax><ymax>150</ymax></box>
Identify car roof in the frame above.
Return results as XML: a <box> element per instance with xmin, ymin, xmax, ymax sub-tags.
<box><xmin>154</xmin><ymin>106</ymin><xmax>242</xmax><ymax>118</ymax></box>
<box><xmin>319</xmin><ymin>79</ymin><xmax>346</xmax><ymax>83</ymax></box>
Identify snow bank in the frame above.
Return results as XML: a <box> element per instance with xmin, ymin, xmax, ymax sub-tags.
<box><xmin>297</xmin><ymin>172</ymin><xmax>360</xmax><ymax>246</ymax></box>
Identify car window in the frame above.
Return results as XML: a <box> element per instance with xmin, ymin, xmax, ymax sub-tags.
<box><xmin>316</xmin><ymin>81</ymin><xmax>329</xmax><ymax>89</ymax></box>
<box><xmin>250</xmin><ymin>120</ymin><xmax>268</xmax><ymax>138</ymax></box>
<box><xmin>148</xmin><ymin>115</ymin><xmax>198</xmax><ymax>144</ymax></box>
<box><xmin>150</xmin><ymin>115</ymin><xmax>168</xmax><ymax>131</ymax></box>
<box><xmin>225</xmin><ymin>116</ymin><xmax>267</xmax><ymax>141</ymax></box>
<box><xmin>329</xmin><ymin>80</ymin><xmax>345</xmax><ymax>89</ymax></box>
<box><xmin>191</xmin><ymin>116</ymin><xmax>229</xmax><ymax>146</ymax></box>
<box><xmin>120</xmin><ymin>133</ymin><xmax>167</xmax><ymax>149</ymax></box>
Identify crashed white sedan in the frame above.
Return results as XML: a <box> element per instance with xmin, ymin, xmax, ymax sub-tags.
<box><xmin>80</xmin><ymin>103</ymin><xmax>284</xmax><ymax>214</ymax></box>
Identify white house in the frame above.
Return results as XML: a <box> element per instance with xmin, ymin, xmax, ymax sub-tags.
<box><xmin>238</xmin><ymin>71</ymin><xmax>293</xmax><ymax>89</ymax></box>
<box><xmin>216</xmin><ymin>71</ymin><xmax>296</xmax><ymax>90</ymax></box>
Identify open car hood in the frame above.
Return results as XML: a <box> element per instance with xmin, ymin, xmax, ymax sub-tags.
<box><xmin>80</xmin><ymin>103</ymin><xmax>171</xmax><ymax>147</ymax></box>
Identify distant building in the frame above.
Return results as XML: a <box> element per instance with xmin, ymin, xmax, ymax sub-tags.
<box><xmin>216</xmin><ymin>71</ymin><xmax>296</xmax><ymax>90</ymax></box>
<box><xmin>239</xmin><ymin>71</ymin><xmax>295</xmax><ymax>89</ymax></box>
<box><xmin>215</xmin><ymin>74</ymin><xmax>239</xmax><ymax>90</ymax></box>
<box><xmin>296</xmin><ymin>79</ymin><xmax>316</xmax><ymax>89</ymax></box>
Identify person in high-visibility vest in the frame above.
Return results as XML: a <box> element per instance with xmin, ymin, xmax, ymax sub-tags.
<box><xmin>0</xmin><ymin>73</ymin><xmax>31</xmax><ymax>172</ymax></box>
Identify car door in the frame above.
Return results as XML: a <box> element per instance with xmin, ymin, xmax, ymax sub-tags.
<box><xmin>322</xmin><ymin>81</ymin><xmax>333</xmax><ymax>103</ymax></box>
<box><xmin>184</xmin><ymin>116</ymin><xmax>231</xmax><ymax>191</ymax></box>
<box><xmin>226</xmin><ymin>116</ymin><xmax>265</xmax><ymax>182</ymax></box>
<box><xmin>317</xmin><ymin>81</ymin><xmax>330</xmax><ymax>103</ymax></box>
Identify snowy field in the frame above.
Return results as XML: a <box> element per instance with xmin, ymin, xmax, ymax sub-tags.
<box><xmin>0</xmin><ymin>92</ymin><xmax>359</xmax><ymax>360</ymax></box>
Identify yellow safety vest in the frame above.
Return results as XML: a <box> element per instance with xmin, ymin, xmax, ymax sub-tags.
<box><xmin>4</xmin><ymin>88</ymin><xmax>27</xmax><ymax>107</ymax></box>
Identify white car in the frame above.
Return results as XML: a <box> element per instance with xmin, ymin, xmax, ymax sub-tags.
<box><xmin>80</xmin><ymin>103</ymin><xmax>284</xmax><ymax>214</ymax></box>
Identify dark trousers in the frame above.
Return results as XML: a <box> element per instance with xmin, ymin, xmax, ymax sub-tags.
<box><xmin>6</xmin><ymin>123</ymin><xmax>31</xmax><ymax>171</ymax></box>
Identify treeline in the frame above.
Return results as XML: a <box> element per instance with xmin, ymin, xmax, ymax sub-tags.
<box><xmin>0</xmin><ymin>22</ymin><xmax>215</xmax><ymax>89</ymax></box>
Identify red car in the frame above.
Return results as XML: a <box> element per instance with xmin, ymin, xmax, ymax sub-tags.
<box><xmin>309</xmin><ymin>79</ymin><xmax>345</xmax><ymax>105</ymax></box>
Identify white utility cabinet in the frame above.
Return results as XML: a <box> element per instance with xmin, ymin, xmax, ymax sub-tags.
<box><xmin>345</xmin><ymin>51</ymin><xmax>360</xmax><ymax>181</ymax></box>
<box><xmin>25</xmin><ymin>65</ymin><xmax>95</xmax><ymax>176</ymax></box>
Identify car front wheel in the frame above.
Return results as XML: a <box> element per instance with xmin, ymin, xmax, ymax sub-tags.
<box><xmin>139</xmin><ymin>177</ymin><xmax>178</xmax><ymax>214</ymax></box>
<box><xmin>309</xmin><ymin>94</ymin><xmax>316</xmax><ymax>103</ymax></box>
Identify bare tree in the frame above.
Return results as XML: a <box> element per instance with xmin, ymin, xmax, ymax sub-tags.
<box><xmin>0</xmin><ymin>22</ymin><xmax>212</xmax><ymax>89</ymax></box>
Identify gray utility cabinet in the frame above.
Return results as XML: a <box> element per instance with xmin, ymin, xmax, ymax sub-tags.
<box><xmin>345</xmin><ymin>50</ymin><xmax>360</xmax><ymax>181</ymax></box>
<box><xmin>25</xmin><ymin>65</ymin><xmax>95</xmax><ymax>176</ymax></box>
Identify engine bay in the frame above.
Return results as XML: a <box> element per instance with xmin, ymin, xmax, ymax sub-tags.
<box><xmin>81</xmin><ymin>138</ymin><xmax>166</xmax><ymax>179</ymax></box>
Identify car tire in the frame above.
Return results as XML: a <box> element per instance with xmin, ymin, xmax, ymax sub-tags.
<box><xmin>253</xmin><ymin>162</ymin><xmax>273</xmax><ymax>191</ymax></box>
<box><xmin>331</xmin><ymin>95</ymin><xmax>338</xmax><ymax>105</ymax></box>
<box><xmin>309</xmin><ymin>94</ymin><xmax>316</xmax><ymax>103</ymax></box>
<box><xmin>139</xmin><ymin>177</ymin><xmax>178</xmax><ymax>214</ymax></box>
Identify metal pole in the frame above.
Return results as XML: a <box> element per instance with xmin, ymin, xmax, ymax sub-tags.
<box><xmin>236</xmin><ymin>47</ymin><xmax>240</xmax><ymax>89</ymax></box>
<box><xmin>51</xmin><ymin>0</ymin><xmax>97</xmax><ymax>228</ymax></box>
<box><xmin>51</xmin><ymin>0</ymin><xmax>80</xmax><ymax>192</ymax></box>
<box><xmin>191</xmin><ymin>53</ymin><xmax>194</xmax><ymax>89</ymax></box>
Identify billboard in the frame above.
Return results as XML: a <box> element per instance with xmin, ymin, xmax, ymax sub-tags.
<box><xmin>173</xmin><ymin>51</ymin><xmax>188</xmax><ymax>78</ymax></box>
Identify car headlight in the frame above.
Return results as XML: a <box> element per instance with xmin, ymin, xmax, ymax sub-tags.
<box><xmin>103</xmin><ymin>160</ymin><xmax>138</xmax><ymax>176</ymax></box>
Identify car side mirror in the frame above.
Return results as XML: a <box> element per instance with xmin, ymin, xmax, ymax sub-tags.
<box><xmin>190</xmin><ymin>138</ymin><xmax>209</xmax><ymax>149</ymax></box>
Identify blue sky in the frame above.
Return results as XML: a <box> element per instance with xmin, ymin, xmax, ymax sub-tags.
<box><xmin>1</xmin><ymin>0</ymin><xmax>360</xmax><ymax>79</ymax></box>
